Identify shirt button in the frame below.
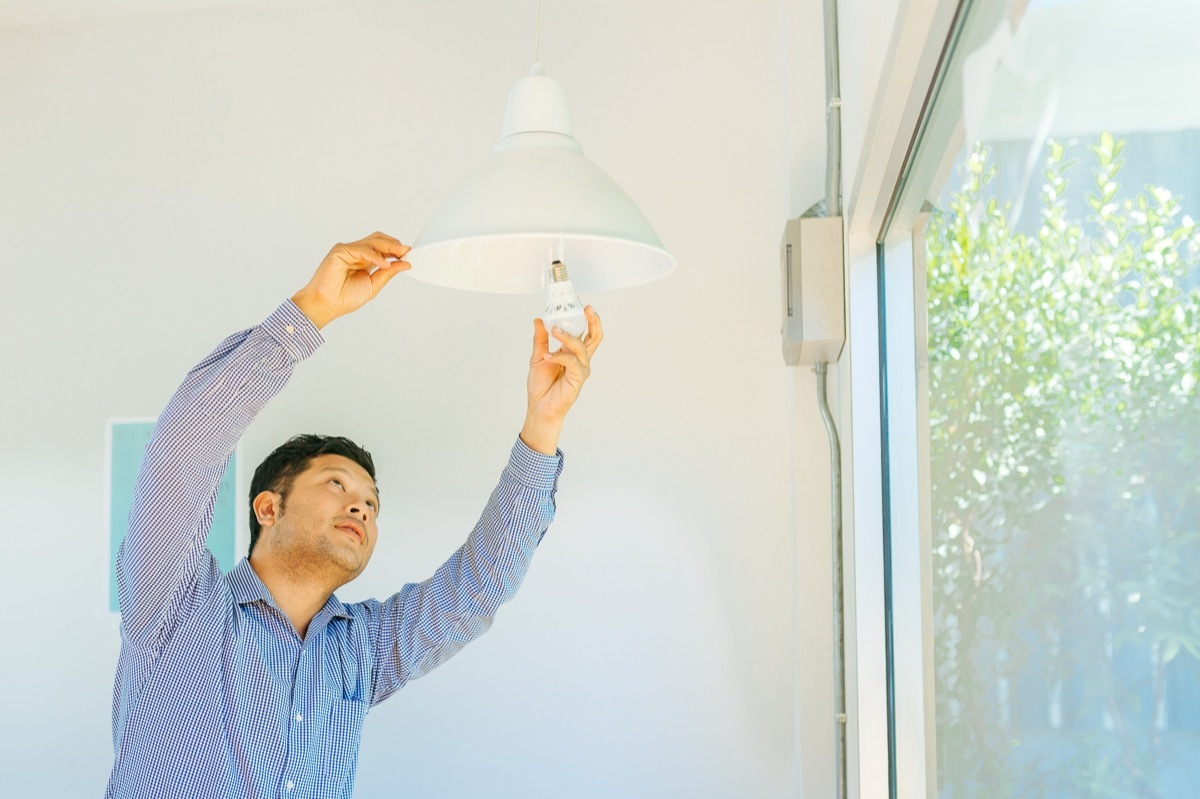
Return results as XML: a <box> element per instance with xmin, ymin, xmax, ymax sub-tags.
<box><xmin>285</xmin><ymin>324</ymin><xmax>296</xmax><ymax>335</ymax></box>
<box><xmin>286</xmin><ymin>780</ymin><xmax>294</xmax><ymax>791</ymax></box>
<box><xmin>296</xmin><ymin>712</ymin><xmax>303</xmax><ymax>722</ymax></box>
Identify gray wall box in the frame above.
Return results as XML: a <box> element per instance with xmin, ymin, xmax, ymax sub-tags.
<box><xmin>780</xmin><ymin>215</ymin><xmax>846</xmax><ymax>365</ymax></box>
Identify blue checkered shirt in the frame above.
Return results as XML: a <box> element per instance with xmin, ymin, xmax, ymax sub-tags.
<box><xmin>105</xmin><ymin>301</ymin><xmax>562</xmax><ymax>799</ymax></box>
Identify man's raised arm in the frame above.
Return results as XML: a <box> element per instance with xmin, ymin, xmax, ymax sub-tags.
<box><xmin>116</xmin><ymin>233</ymin><xmax>410</xmax><ymax>651</ymax></box>
<box><xmin>367</xmin><ymin>306</ymin><xmax>605</xmax><ymax>700</ymax></box>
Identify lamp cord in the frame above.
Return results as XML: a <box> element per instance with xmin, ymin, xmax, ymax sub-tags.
<box><xmin>535</xmin><ymin>0</ymin><xmax>543</xmax><ymax>62</ymax></box>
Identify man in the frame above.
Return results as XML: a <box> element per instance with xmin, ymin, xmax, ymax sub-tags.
<box><xmin>106</xmin><ymin>232</ymin><xmax>602</xmax><ymax>798</ymax></box>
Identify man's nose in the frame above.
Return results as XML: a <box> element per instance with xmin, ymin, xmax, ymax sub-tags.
<box><xmin>347</xmin><ymin>500</ymin><xmax>370</xmax><ymax>522</ymax></box>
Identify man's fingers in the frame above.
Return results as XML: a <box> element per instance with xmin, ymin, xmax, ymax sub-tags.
<box><xmin>530</xmin><ymin>318</ymin><xmax>551</xmax><ymax>363</ymax></box>
<box><xmin>332</xmin><ymin>238</ymin><xmax>412</xmax><ymax>272</ymax></box>
<box><xmin>361</xmin><ymin>232</ymin><xmax>411</xmax><ymax>261</ymax></box>
<box><xmin>329</xmin><ymin>243</ymin><xmax>381</xmax><ymax>272</ymax></box>
<box><xmin>297</xmin><ymin>233</ymin><xmax>412</xmax><ymax>327</ymax></box>
<box><xmin>582</xmin><ymin>306</ymin><xmax>604</xmax><ymax>358</ymax></box>
<box><xmin>369</xmin><ymin>259</ymin><xmax>411</xmax><ymax>294</ymax></box>
<box><xmin>542</xmin><ymin>330</ymin><xmax>589</xmax><ymax>371</ymax></box>
<box><xmin>540</xmin><ymin>348</ymin><xmax>591</xmax><ymax>385</ymax></box>
<box><xmin>548</xmin><ymin>324</ymin><xmax>589</xmax><ymax>364</ymax></box>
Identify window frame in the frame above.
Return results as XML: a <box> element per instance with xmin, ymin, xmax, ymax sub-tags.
<box><xmin>841</xmin><ymin>0</ymin><xmax>1021</xmax><ymax>796</ymax></box>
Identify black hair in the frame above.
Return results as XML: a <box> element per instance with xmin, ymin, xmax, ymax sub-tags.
<box><xmin>247</xmin><ymin>434</ymin><xmax>377</xmax><ymax>556</ymax></box>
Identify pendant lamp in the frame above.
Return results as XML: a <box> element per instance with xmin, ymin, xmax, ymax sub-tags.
<box><xmin>407</xmin><ymin>62</ymin><xmax>676</xmax><ymax>294</ymax></box>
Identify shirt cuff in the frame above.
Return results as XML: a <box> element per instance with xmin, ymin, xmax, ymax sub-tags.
<box><xmin>262</xmin><ymin>300</ymin><xmax>325</xmax><ymax>361</ymax></box>
<box><xmin>506</xmin><ymin>436</ymin><xmax>564</xmax><ymax>492</ymax></box>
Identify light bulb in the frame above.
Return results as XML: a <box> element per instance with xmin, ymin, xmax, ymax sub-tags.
<box><xmin>542</xmin><ymin>260</ymin><xmax>588</xmax><ymax>339</ymax></box>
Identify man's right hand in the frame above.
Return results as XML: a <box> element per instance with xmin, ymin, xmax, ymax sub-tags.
<box><xmin>291</xmin><ymin>232</ymin><xmax>411</xmax><ymax>329</ymax></box>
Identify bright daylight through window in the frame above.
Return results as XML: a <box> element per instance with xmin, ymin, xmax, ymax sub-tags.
<box><xmin>922</xmin><ymin>0</ymin><xmax>1200</xmax><ymax>795</ymax></box>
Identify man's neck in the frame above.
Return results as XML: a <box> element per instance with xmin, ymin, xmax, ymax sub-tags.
<box><xmin>247</xmin><ymin>554</ymin><xmax>336</xmax><ymax>640</ymax></box>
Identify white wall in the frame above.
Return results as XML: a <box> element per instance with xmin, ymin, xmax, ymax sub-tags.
<box><xmin>0</xmin><ymin>1</ymin><xmax>834</xmax><ymax>796</ymax></box>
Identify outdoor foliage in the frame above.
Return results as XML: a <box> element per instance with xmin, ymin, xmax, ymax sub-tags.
<box><xmin>926</xmin><ymin>135</ymin><xmax>1200</xmax><ymax>797</ymax></box>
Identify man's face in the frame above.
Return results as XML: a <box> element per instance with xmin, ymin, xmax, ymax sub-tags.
<box><xmin>262</xmin><ymin>453</ymin><xmax>380</xmax><ymax>583</ymax></box>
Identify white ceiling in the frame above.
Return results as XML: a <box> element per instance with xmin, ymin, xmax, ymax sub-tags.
<box><xmin>0</xmin><ymin>0</ymin><xmax>334</xmax><ymax>30</ymax></box>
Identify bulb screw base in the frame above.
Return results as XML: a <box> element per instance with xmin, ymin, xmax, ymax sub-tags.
<box><xmin>549</xmin><ymin>260</ymin><xmax>571</xmax><ymax>283</ymax></box>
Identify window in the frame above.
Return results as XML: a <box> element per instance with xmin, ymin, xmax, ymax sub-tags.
<box><xmin>881</xmin><ymin>0</ymin><xmax>1200</xmax><ymax>795</ymax></box>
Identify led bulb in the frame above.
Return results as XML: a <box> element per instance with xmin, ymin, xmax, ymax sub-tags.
<box><xmin>542</xmin><ymin>260</ymin><xmax>588</xmax><ymax>339</ymax></box>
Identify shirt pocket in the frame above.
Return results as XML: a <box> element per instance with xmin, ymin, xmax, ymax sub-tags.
<box><xmin>319</xmin><ymin>696</ymin><xmax>368</xmax><ymax>795</ymax></box>
<box><xmin>328</xmin><ymin>617</ymin><xmax>371</xmax><ymax>703</ymax></box>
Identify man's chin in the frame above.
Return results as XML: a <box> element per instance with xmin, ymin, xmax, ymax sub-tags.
<box><xmin>335</xmin><ymin>558</ymin><xmax>368</xmax><ymax>584</ymax></box>
<box><xmin>313</xmin><ymin>541</ymin><xmax>366</xmax><ymax>580</ymax></box>
<box><xmin>331</xmin><ymin>554</ymin><xmax>365</xmax><ymax>579</ymax></box>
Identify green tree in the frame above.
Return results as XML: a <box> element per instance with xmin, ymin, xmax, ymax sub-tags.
<box><xmin>926</xmin><ymin>135</ymin><xmax>1200</xmax><ymax>798</ymax></box>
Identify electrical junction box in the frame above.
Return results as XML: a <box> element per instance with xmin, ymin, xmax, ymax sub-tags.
<box><xmin>781</xmin><ymin>215</ymin><xmax>845</xmax><ymax>365</ymax></box>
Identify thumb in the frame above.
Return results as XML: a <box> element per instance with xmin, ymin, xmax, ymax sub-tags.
<box><xmin>368</xmin><ymin>259</ymin><xmax>411</xmax><ymax>296</ymax></box>
<box><xmin>530</xmin><ymin>318</ymin><xmax>550</xmax><ymax>364</ymax></box>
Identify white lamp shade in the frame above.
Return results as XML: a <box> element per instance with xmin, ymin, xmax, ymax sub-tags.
<box><xmin>407</xmin><ymin>66</ymin><xmax>676</xmax><ymax>294</ymax></box>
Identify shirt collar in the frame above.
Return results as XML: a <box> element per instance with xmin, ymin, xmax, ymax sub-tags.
<box><xmin>227</xmin><ymin>558</ymin><xmax>352</xmax><ymax>621</ymax></box>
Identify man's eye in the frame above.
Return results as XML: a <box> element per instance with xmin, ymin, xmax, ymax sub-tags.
<box><xmin>331</xmin><ymin>479</ymin><xmax>344</xmax><ymax>489</ymax></box>
<box><xmin>367</xmin><ymin>501</ymin><xmax>378</xmax><ymax>512</ymax></box>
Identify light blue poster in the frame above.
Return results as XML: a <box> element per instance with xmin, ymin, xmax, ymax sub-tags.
<box><xmin>107</xmin><ymin>420</ymin><xmax>238</xmax><ymax>614</ymax></box>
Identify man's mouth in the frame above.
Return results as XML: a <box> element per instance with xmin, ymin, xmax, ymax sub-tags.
<box><xmin>335</xmin><ymin>522</ymin><xmax>365</xmax><ymax>543</ymax></box>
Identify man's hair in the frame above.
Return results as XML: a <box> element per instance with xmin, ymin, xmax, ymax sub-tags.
<box><xmin>247</xmin><ymin>434</ymin><xmax>377</xmax><ymax>556</ymax></box>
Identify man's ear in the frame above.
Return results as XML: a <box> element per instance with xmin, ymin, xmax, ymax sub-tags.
<box><xmin>252</xmin><ymin>491</ymin><xmax>282</xmax><ymax>528</ymax></box>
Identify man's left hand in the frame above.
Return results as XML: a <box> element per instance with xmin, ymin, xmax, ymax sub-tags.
<box><xmin>520</xmin><ymin>307</ymin><xmax>604</xmax><ymax>455</ymax></box>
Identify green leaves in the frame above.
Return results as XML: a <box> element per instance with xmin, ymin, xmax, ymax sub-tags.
<box><xmin>928</xmin><ymin>136</ymin><xmax>1200</xmax><ymax>796</ymax></box>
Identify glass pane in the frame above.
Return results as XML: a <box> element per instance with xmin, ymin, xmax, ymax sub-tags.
<box><xmin>924</xmin><ymin>1</ymin><xmax>1200</xmax><ymax>796</ymax></box>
